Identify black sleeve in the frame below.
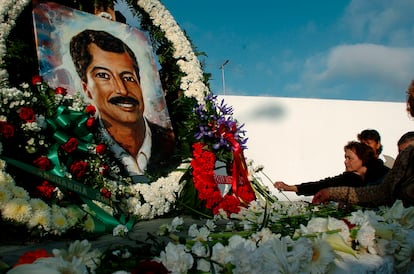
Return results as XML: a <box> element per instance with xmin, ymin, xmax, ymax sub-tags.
<box><xmin>296</xmin><ymin>172</ymin><xmax>364</xmax><ymax>196</ymax></box>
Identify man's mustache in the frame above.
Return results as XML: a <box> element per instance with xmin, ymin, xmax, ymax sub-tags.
<box><xmin>109</xmin><ymin>96</ymin><xmax>139</xmax><ymax>105</ymax></box>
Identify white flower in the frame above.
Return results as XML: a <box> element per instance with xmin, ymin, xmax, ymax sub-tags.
<box><xmin>2</xmin><ymin>197</ymin><xmax>32</xmax><ymax>222</ymax></box>
<box><xmin>7</xmin><ymin>256</ymin><xmax>88</xmax><ymax>274</ymax></box>
<box><xmin>157</xmin><ymin>242</ymin><xmax>194</xmax><ymax>274</ymax></box>
<box><xmin>188</xmin><ymin>224</ymin><xmax>210</xmax><ymax>241</ymax></box>
<box><xmin>53</xmin><ymin>239</ymin><xmax>101</xmax><ymax>273</ymax></box>
<box><xmin>306</xmin><ymin>235</ymin><xmax>335</xmax><ymax>274</ymax></box>
<box><xmin>191</xmin><ymin>241</ymin><xmax>210</xmax><ymax>272</ymax></box>
<box><xmin>356</xmin><ymin>221</ymin><xmax>376</xmax><ymax>251</ymax></box>
<box><xmin>113</xmin><ymin>224</ymin><xmax>129</xmax><ymax>237</ymax></box>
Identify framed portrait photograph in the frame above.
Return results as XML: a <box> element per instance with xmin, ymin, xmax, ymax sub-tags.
<box><xmin>33</xmin><ymin>2</ymin><xmax>176</xmax><ymax>181</ymax></box>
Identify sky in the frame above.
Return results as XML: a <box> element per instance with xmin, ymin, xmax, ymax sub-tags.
<box><xmin>119</xmin><ymin>0</ymin><xmax>414</xmax><ymax>102</ymax></box>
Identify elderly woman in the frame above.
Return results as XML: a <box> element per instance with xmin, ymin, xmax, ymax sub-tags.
<box><xmin>312</xmin><ymin>80</ymin><xmax>414</xmax><ymax>207</ymax></box>
<box><xmin>274</xmin><ymin>141</ymin><xmax>389</xmax><ymax>196</ymax></box>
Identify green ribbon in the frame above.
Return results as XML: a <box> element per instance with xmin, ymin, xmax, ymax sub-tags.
<box><xmin>46</xmin><ymin>106</ymin><xmax>94</xmax><ymax>176</ymax></box>
<box><xmin>2</xmin><ymin>156</ymin><xmax>135</xmax><ymax>232</ymax></box>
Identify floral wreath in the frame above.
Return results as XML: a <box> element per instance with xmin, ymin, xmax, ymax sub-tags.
<box><xmin>0</xmin><ymin>0</ymin><xmax>257</xmax><ymax>236</ymax></box>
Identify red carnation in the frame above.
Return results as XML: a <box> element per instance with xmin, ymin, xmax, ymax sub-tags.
<box><xmin>31</xmin><ymin>75</ymin><xmax>43</xmax><ymax>85</ymax></box>
<box><xmin>100</xmin><ymin>188</ymin><xmax>111</xmax><ymax>199</ymax></box>
<box><xmin>19</xmin><ymin>107</ymin><xmax>36</xmax><ymax>122</ymax></box>
<box><xmin>85</xmin><ymin>105</ymin><xmax>96</xmax><ymax>115</ymax></box>
<box><xmin>69</xmin><ymin>160</ymin><xmax>88</xmax><ymax>179</ymax></box>
<box><xmin>33</xmin><ymin>156</ymin><xmax>52</xmax><ymax>170</ymax></box>
<box><xmin>55</xmin><ymin>86</ymin><xmax>67</xmax><ymax>95</ymax></box>
<box><xmin>0</xmin><ymin>121</ymin><xmax>15</xmax><ymax>138</ymax></box>
<box><xmin>36</xmin><ymin>180</ymin><xmax>55</xmax><ymax>199</ymax></box>
<box><xmin>61</xmin><ymin>137</ymin><xmax>78</xmax><ymax>153</ymax></box>
<box><xmin>14</xmin><ymin>248</ymin><xmax>53</xmax><ymax>266</ymax></box>
<box><xmin>95</xmin><ymin>144</ymin><xmax>106</xmax><ymax>154</ymax></box>
<box><xmin>86</xmin><ymin>117</ymin><xmax>96</xmax><ymax>128</ymax></box>
<box><xmin>213</xmin><ymin>195</ymin><xmax>241</xmax><ymax>216</ymax></box>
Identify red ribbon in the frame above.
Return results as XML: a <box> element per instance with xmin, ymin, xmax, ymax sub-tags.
<box><xmin>224</xmin><ymin>133</ymin><xmax>250</xmax><ymax>194</ymax></box>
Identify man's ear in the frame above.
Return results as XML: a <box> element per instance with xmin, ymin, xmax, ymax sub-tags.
<box><xmin>82</xmin><ymin>82</ymin><xmax>93</xmax><ymax>99</ymax></box>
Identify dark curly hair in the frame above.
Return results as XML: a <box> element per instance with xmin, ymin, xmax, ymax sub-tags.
<box><xmin>344</xmin><ymin>141</ymin><xmax>376</xmax><ymax>166</ymax></box>
<box><xmin>69</xmin><ymin>29</ymin><xmax>140</xmax><ymax>83</ymax></box>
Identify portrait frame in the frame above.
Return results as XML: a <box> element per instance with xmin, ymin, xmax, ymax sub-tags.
<box><xmin>32</xmin><ymin>1</ymin><xmax>172</xmax><ymax>129</ymax></box>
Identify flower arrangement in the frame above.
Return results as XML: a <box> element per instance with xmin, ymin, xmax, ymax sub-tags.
<box><xmin>0</xmin><ymin>0</ymin><xmax>262</xmax><ymax>238</ymax></box>
<box><xmin>5</xmin><ymin>200</ymin><xmax>414</xmax><ymax>273</ymax></box>
<box><xmin>2</xmin><ymin>1</ymin><xmax>414</xmax><ymax>274</ymax></box>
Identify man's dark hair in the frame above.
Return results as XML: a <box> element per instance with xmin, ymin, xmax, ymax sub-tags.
<box><xmin>398</xmin><ymin>131</ymin><xmax>414</xmax><ymax>147</ymax></box>
<box><xmin>69</xmin><ymin>29</ymin><xmax>140</xmax><ymax>83</ymax></box>
<box><xmin>357</xmin><ymin>129</ymin><xmax>383</xmax><ymax>154</ymax></box>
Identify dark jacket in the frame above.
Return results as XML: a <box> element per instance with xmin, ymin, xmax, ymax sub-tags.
<box><xmin>146</xmin><ymin>121</ymin><xmax>176</xmax><ymax>175</ymax></box>
<box><xmin>297</xmin><ymin>159</ymin><xmax>390</xmax><ymax>196</ymax></box>
<box><xmin>329</xmin><ymin>145</ymin><xmax>414</xmax><ymax>207</ymax></box>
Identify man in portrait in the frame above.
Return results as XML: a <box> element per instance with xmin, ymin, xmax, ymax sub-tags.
<box><xmin>69</xmin><ymin>29</ymin><xmax>175</xmax><ymax>181</ymax></box>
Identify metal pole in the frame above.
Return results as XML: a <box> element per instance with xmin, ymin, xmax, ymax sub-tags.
<box><xmin>220</xmin><ymin>60</ymin><xmax>229</xmax><ymax>95</ymax></box>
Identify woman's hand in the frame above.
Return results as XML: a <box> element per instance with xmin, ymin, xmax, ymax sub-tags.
<box><xmin>273</xmin><ymin>181</ymin><xmax>298</xmax><ymax>192</ymax></box>
<box><xmin>312</xmin><ymin>189</ymin><xmax>330</xmax><ymax>204</ymax></box>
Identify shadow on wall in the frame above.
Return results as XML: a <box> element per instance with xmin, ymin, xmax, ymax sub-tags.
<box><xmin>245</xmin><ymin>103</ymin><xmax>286</xmax><ymax>121</ymax></box>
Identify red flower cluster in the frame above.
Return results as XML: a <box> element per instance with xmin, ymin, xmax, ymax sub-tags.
<box><xmin>61</xmin><ymin>137</ymin><xmax>78</xmax><ymax>153</ymax></box>
<box><xmin>70</xmin><ymin>160</ymin><xmax>88</xmax><ymax>179</ymax></box>
<box><xmin>33</xmin><ymin>156</ymin><xmax>52</xmax><ymax>170</ymax></box>
<box><xmin>19</xmin><ymin>107</ymin><xmax>36</xmax><ymax>122</ymax></box>
<box><xmin>36</xmin><ymin>180</ymin><xmax>55</xmax><ymax>199</ymax></box>
<box><xmin>191</xmin><ymin>142</ymin><xmax>254</xmax><ymax>216</ymax></box>
<box><xmin>54</xmin><ymin>86</ymin><xmax>67</xmax><ymax>95</ymax></box>
<box><xmin>0</xmin><ymin>121</ymin><xmax>14</xmax><ymax>138</ymax></box>
<box><xmin>14</xmin><ymin>248</ymin><xmax>52</xmax><ymax>266</ymax></box>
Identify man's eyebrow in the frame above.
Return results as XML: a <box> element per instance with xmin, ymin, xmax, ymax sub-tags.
<box><xmin>89</xmin><ymin>66</ymin><xmax>110</xmax><ymax>73</ymax></box>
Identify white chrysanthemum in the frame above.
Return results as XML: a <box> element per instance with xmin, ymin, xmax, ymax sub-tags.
<box><xmin>83</xmin><ymin>215</ymin><xmax>95</xmax><ymax>233</ymax></box>
<box><xmin>28</xmin><ymin>208</ymin><xmax>51</xmax><ymax>229</ymax></box>
<box><xmin>305</xmin><ymin>236</ymin><xmax>335</xmax><ymax>274</ymax></box>
<box><xmin>9</xmin><ymin>185</ymin><xmax>29</xmax><ymax>199</ymax></box>
<box><xmin>50</xmin><ymin>209</ymin><xmax>69</xmax><ymax>234</ymax></box>
<box><xmin>65</xmin><ymin>206</ymin><xmax>84</xmax><ymax>227</ymax></box>
<box><xmin>0</xmin><ymin>170</ymin><xmax>16</xmax><ymax>188</ymax></box>
<box><xmin>2</xmin><ymin>197</ymin><xmax>32</xmax><ymax>222</ymax></box>
<box><xmin>157</xmin><ymin>242</ymin><xmax>194</xmax><ymax>274</ymax></box>
<box><xmin>0</xmin><ymin>185</ymin><xmax>12</xmax><ymax>205</ymax></box>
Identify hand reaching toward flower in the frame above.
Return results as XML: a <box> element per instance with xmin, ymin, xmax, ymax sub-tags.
<box><xmin>312</xmin><ymin>189</ymin><xmax>330</xmax><ymax>204</ymax></box>
<box><xmin>273</xmin><ymin>181</ymin><xmax>298</xmax><ymax>192</ymax></box>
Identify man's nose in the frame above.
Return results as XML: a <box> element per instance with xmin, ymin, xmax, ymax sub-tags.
<box><xmin>114</xmin><ymin>77</ymin><xmax>128</xmax><ymax>95</ymax></box>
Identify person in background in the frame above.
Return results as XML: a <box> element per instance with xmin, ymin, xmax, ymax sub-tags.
<box><xmin>273</xmin><ymin>141</ymin><xmax>389</xmax><ymax>196</ymax></box>
<box><xmin>312</xmin><ymin>80</ymin><xmax>414</xmax><ymax>208</ymax></box>
<box><xmin>357</xmin><ymin>129</ymin><xmax>394</xmax><ymax>168</ymax></box>
<box><xmin>397</xmin><ymin>131</ymin><xmax>414</xmax><ymax>153</ymax></box>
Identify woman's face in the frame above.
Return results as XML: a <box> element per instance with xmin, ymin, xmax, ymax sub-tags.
<box><xmin>344</xmin><ymin>148</ymin><xmax>364</xmax><ymax>173</ymax></box>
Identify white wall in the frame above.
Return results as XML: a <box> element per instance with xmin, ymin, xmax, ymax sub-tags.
<box><xmin>220</xmin><ymin>95</ymin><xmax>414</xmax><ymax>201</ymax></box>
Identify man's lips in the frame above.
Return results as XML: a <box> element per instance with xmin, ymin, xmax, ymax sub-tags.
<box><xmin>109</xmin><ymin>96</ymin><xmax>139</xmax><ymax>108</ymax></box>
